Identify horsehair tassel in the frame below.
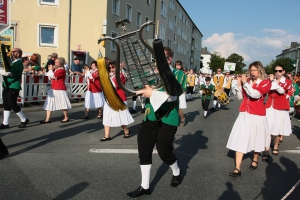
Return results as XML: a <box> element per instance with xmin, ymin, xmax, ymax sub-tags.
<box><xmin>153</xmin><ymin>39</ymin><xmax>183</xmax><ymax>96</ymax></box>
<box><xmin>97</xmin><ymin>58</ymin><xmax>127</xmax><ymax>111</ymax></box>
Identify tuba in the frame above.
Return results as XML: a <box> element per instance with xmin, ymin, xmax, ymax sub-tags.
<box><xmin>214</xmin><ymin>89</ymin><xmax>230</xmax><ymax>105</ymax></box>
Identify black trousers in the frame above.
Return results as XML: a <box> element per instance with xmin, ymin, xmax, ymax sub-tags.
<box><xmin>138</xmin><ymin>120</ymin><xmax>177</xmax><ymax>165</ymax></box>
<box><xmin>2</xmin><ymin>87</ymin><xmax>21</xmax><ymax>113</ymax></box>
<box><xmin>132</xmin><ymin>95</ymin><xmax>137</xmax><ymax>101</ymax></box>
<box><xmin>187</xmin><ymin>86</ymin><xmax>194</xmax><ymax>94</ymax></box>
<box><xmin>202</xmin><ymin>100</ymin><xmax>210</xmax><ymax>111</ymax></box>
<box><xmin>224</xmin><ymin>88</ymin><xmax>230</xmax><ymax>97</ymax></box>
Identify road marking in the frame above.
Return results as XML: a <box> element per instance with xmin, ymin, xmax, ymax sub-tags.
<box><xmin>281</xmin><ymin>180</ymin><xmax>300</xmax><ymax>200</ymax></box>
<box><xmin>280</xmin><ymin>150</ymin><xmax>300</xmax><ymax>154</ymax></box>
<box><xmin>89</xmin><ymin>149</ymin><xmax>158</xmax><ymax>154</ymax></box>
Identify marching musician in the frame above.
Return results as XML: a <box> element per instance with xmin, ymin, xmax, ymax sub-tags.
<box><xmin>0</xmin><ymin>48</ymin><xmax>30</xmax><ymax>130</ymax></box>
<box><xmin>126</xmin><ymin>47</ymin><xmax>182</xmax><ymax>198</ymax></box>
<box><xmin>264</xmin><ymin>65</ymin><xmax>294</xmax><ymax>158</ymax></box>
<box><xmin>82</xmin><ymin>61</ymin><xmax>105</xmax><ymax>119</ymax></box>
<box><xmin>199</xmin><ymin>76</ymin><xmax>215</xmax><ymax>119</ymax></box>
<box><xmin>223</xmin><ymin>71</ymin><xmax>232</xmax><ymax>97</ymax></box>
<box><xmin>186</xmin><ymin>69</ymin><xmax>196</xmax><ymax>101</ymax></box>
<box><xmin>211</xmin><ymin>68</ymin><xmax>224</xmax><ymax>111</ymax></box>
<box><xmin>226</xmin><ymin>61</ymin><xmax>271</xmax><ymax>177</ymax></box>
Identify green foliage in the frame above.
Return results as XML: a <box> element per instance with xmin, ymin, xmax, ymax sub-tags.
<box><xmin>265</xmin><ymin>59</ymin><xmax>275</xmax><ymax>75</ymax></box>
<box><xmin>270</xmin><ymin>58</ymin><xmax>294</xmax><ymax>73</ymax></box>
<box><xmin>208</xmin><ymin>53</ymin><xmax>225</xmax><ymax>73</ymax></box>
<box><xmin>225</xmin><ymin>53</ymin><xmax>246</xmax><ymax>74</ymax></box>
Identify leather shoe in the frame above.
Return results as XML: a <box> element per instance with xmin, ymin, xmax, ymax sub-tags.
<box><xmin>229</xmin><ymin>168</ymin><xmax>241</xmax><ymax>177</ymax></box>
<box><xmin>0</xmin><ymin>124</ymin><xmax>9</xmax><ymax>129</ymax></box>
<box><xmin>18</xmin><ymin>119</ymin><xmax>29</xmax><ymax>128</ymax></box>
<box><xmin>126</xmin><ymin>186</ymin><xmax>151</xmax><ymax>198</ymax></box>
<box><xmin>40</xmin><ymin>120</ymin><xmax>51</xmax><ymax>124</ymax></box>
<box><xmin>170</xmin><ymin>169</ymin><xmax>181</xmax><ymax>187</ymax></box>
<box><xmin>61</xmin><ymin>119</ymin><xmax>69</xmax><ymax>123</ymax></box>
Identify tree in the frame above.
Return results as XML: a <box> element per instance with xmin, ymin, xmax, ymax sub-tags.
<box><xmin>265</xmin><ymin>59</ymin><xmax>275</xmax><ymax>75</ymax></box>
<box><xmin>271</xmin><ymin>58</ymin><xmax>294</xmax><ymax>73</ymax></box>
<box><xmin>208</xmin><ymin>53</ymin><xmax>225</xmax><ymax>73</ymax></box>
<box><xmin>225</xmin><ymin>53</ymin><xmax>246</xmax><ymax>74</ymax></box>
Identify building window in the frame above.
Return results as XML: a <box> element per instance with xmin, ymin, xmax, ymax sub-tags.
<box><xmin>112</xmin><ymin>0</ymin><xmax>120</xmax><ymax>16</ymax></box>
<box><xmin>168</xmin><ymin>39</ymin><xmax>172</xmax><ymax>48</ymax></box>
<box><xmin>170</xmin><ymin>0</ymin><xmax>174</xmax><ymax>11</ymax></box>
<box><xmin>39</xmin><ymin>0</ymin><xmax>58</xmax><ymax>6</ymax></box>
<box><xmin>137</xmin><ymin>11</ymin><xmax>142</xmax><ymax>27</ymax></box>
<box><xmin>38</xmin><ymin>24</ymin><xmax>58</xmax><ymax>47</ymax></box>
<box><xmin>168</xmin><ymin>20</ymin><xmax>173</xmax><ymax>31</ymax></box>
<box><xmin>159</xmin><ymin>24</ymin><xmax>165</xmax><ymax>41</ymax></box>
<box><xmin>160</xmin><ymin>1</ymin><xmax>166</xmax><ymax>18</ymax></box>
<box><xmin>111</xmin><ymin>31</ymin><xmax>118</xmax><ymax>51</ymax></box>
<box><xmin>126</xmin><ymin>4</ymin><xmax>132</xmax><ymax>22</ymax></box>
<box><xmin>145</xmin><ymin>17</ymin><xmax>150</xmax><ymax>31</ymax></box>
<box><xmin>147</xmin><ymin>0</ymin><xmax>151</xmax><ymax>5</ymax></box>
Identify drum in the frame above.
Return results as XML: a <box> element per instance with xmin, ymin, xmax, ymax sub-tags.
<box><xmin>214</xmin><ymin>89</ymin><xmax>230</xmax><ymax>105</ymax></box>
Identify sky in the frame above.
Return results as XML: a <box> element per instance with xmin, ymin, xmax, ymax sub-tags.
<box><xmin>179</xmin><ymin>0</ymin><xmax>300</xmax><ymax>67</ymax></box>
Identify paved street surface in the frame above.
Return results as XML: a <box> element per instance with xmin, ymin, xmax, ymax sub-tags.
<box><xmin>1</xmin><ymin>93</ymin><xmax>300</xmax><ymax>200</ymax></box>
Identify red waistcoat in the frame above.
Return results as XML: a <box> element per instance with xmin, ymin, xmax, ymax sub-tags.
<box><xmin>112</xmin><ymin>73</ymin><xmax>127</xmax><ymax>101</ymax></box>
<box><xmin>51</xmin><ymin>68</ymin><xmax>67</xmax><ymax>90</ymax></box>
<box><xmin>87</xmin><ymin>69</ymin><xmax>102</xmax><ymax>93</ymax></box>
<box><xmin>265</xmin><ymin>78</ymin><xmax>292</xmax><ymax>110</ymax></box>
<box><xmin>239</xmin><ymin>79</ymin><xmax>271</xmax><ymax>116</ymax></box>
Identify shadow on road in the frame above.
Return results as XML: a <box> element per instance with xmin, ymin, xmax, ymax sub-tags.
<box><xmin>218</xmin><ymin>182</ymin><xmax>241</xmax><ymax>200</ymax></box>
<box><xmin>292</xmin><ymin>125</ymin><xmax>300</xmax><ymax>140</ymax></box>
<box><xmin>53</xmin><ymin>182</ymin><xmax>89</xmax><ymax>200</ymax></box>
<box><xmin>150</xmin><ymin>130</ymin><xmax>208</xmax><ymax>191</ymax></box>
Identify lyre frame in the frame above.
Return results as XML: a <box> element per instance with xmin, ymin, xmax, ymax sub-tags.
<box><xmin>98</xmin><ymin>21</ymin><xmax>162</xmax><ymax>94</ymax></box>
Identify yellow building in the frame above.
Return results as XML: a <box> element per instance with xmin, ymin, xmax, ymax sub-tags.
<box><xmin>4</xmin><ymin>0</ymin><xmax>202</xmax><ymax>70</ymax></box>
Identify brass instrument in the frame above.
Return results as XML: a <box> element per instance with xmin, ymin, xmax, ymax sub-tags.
<box><xmin>202</xmin><ymin>88</ymin><xmax>212</xmax><ymax>96</ymax></box>
<box><xmin>214</xmin><ymin>89</ymin><xmax>230</xmax><ymax>105</ymax></box>
<box><xmin>0</xmin><ymin>43</ymin><xmax>11</xmax><ymax>72</ymax></box>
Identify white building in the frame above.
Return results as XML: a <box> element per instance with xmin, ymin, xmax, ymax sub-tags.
<box><xmin>200</xmin><ymin>47</ymin><xmax>212</xmax><ymax>74</ymax></box>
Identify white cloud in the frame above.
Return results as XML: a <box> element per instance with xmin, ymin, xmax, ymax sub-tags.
<box><xmin>202</xmin><ymin>29</ymin><xmax>300</xmax><ymax>67</ymax></box>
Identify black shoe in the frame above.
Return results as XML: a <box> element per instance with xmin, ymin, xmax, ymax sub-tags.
<box><xmin>0</xmin><ymin>124</ymin><xmax>9</xmax><ymax>129</ymax></box>
<box><xmin>229</xmin><ymin>168</ymin><xmax>241</xmax><ymax>177</ymax></box>
<box><xmin>249</xmin><ymin>160</ymin><xmax>258</xmax><ymax>170</ymax></box>
<box><xmin>170</xmin><ymin>170</ymin><xmax>181</xmax><ymax>187</ymax></box>
<box><xmin>0</xmin><ymin>138</ymin><xmax>9</xmax><ymax>160</ymax></box>
<box><xmin>211</xmin><ymin>108</ymin><xmax>216</xmax><ymax>112</ymax></box>
<box><xmin>123</xmin><ymin>129</ymin><xmax>131</xmax><ymax>138</ymax></box>
<box><xmin>186</xmin><ymin>99</ymin><xmax>190</xmax><ymax>102</ymax></box>
<box><xmin>61</xmin><ymin>119</ymin><xmax>69</xmax><ymax>123</ymax></box>
<box><xmin>130</xmin><ymin>109</ymin><xmax>136</xmax><ymax>114</ymax></box>
<box><xmin>126</xmin><ymin>186</ymin><xmax>151</xmax><ymax>198</ymax></box>
<box><xmin>18</xmin><ymin>119</ymin><xmax>29</xmax><ymax>128</ymax></box>
<box><xmin>100</xmin><ymin>137</ymin><xmax>111</xmax><ymax>142</ymax></box>
<box><xmin>82</xmin><ymin>116</ymin><xmax>89</xmax><ymax>119</ymax></box>
<box><xmin>141</xmin><ymin>108</ymin><xmax>145</xmax><ymax>113</ymax></box>
<box><xmin>40</xmin><ymin>120</ymin><xmax>51</xmax><ymax>124</ymax></box>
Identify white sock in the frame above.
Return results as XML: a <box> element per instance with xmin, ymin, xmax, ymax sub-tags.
<box><xmin>218</xmin><ymin>103</ymin><xmax>221</xmax><ymax>108</ymax></box>
<box><xmin>140</xmin><ymin>164</ymin><xmax>151</xmax><ymax>189</ymax></box>
<box><xmin>141</xmin><ymin>103</ymin><xmax>145</xmax><ymax>109</ymax></box>
<box><xmin>169</xmin><ymin>161</ymin><xmax>180</xmax><ymax>176</ymax></box>
<box><xmin>204</xmin><ymin>111</ymin><xmax>207</xmax><ymax>116</ymax></box>
<box><xmin>132</xmin><ymin>101</ymin><xmax>136</xmax><ymax>110</ymax></box>
<box><xmin>16</xmin><ymin>111</ymin><xmax>26</xmax><ymax>122</ymax></box>
<box><xmin>213</xmin><ymin>100</ymin><xmax>217</xmax><ymax>108</ymax></box>
<box><xmin>3</xmin><ymin>110</ymin><xmax>11</xmax><ymax>125</ymax></box>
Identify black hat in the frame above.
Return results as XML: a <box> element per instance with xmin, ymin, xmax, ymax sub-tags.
<box><xmin>74</xmin><ymin>57</ymin><xmax>79</xmax><ymax>60</ymax></box>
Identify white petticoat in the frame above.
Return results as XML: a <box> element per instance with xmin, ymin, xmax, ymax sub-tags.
<box><xmin>84</xmin><ymin>91</ymin><xmax>105</xmax><ymax>108</ymax></box>
<box><xmin>226</xmin><ymin>112</ymin><xmax>270</xmax><ymax>154</ymax></box>
<box><xmin>102</xmin><ymin>101</ymin><xmax>134</xmax><ymax>127</ymax></box>
<box><xmin>179</xmin><ymin>92</ymin><xmax>187</xmax><ymax>109</ymax></box>
<box><xmin>43</xmin><ymin>89</ymin><xmax>72</xmax><ymax>111</ymax></box>
<box><xmin>266</xmin><ymin>107</ymin><xmax>291</xmax><ymax>136</ymax></box>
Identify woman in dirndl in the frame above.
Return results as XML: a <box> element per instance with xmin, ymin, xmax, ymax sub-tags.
<box><xmin>264</xmin><ymin>64</ymin><xmax>294</xmax><ymax>158</ymax></box>
<box><xmin>226</xmin><ymin>61</ymin><xmax>271</xmax><ymax>177</ymax></box>
<box><xmin>174</xmin><ymin>60</ymin><xmax>187</xmax><ymax>127</ymax></box>
<box><xmin>100</xmin><ymin>61</ymin><xmax>134</xmax><ymax>141</ymax></box>
<box><xmin>82</xmin><ymin>61</ymin><xmax>105</xmax><ymax>119</ymax></box>
<box><xmin>40</xmin><ymin>57</ymin><xmax>71</xmax><ymax>123</ymax></box>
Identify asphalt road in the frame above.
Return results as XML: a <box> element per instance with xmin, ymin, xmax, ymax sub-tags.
<box><xmin>0</xmin><ymin>93</ymin><xmax>300</xmax><ymax>200</ymax></box>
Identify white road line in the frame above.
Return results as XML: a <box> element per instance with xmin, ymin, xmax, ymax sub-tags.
<box><xmin>281</xmin><ymin>180</ymin><xmax>300</xmax><ymax>200</ymax></box>
<box><xmin>280</xmin><ymin>150</ymin><xmax>300</xmax><ymax>154</ymax></box>
<box><xmin>89</xmin><ymin>149</ymin><xmax>158</xmax><ymax>154</ymax></box>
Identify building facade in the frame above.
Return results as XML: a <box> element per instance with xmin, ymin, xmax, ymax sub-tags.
<box><xmin>200</xmin><ymin>47</ymin><xmax>212</xmax><ymax>75</ymax></box>
<box><xmin>4</xmin><ymin>0</ymin><xmax>202</xmax><ymax>70</ymax></box>
<box><xmin>276</xmin><ymin>42</ymin><xmax>300</xmax><ymax>73</ymax></box>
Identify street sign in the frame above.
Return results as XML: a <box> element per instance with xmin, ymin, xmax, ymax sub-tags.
<box><xmin>0</xmin><ymin>0</ymin><xmax>10</xmax><ymax>35</ymax></box>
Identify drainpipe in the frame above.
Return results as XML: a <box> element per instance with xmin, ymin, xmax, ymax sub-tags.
<box><xmin>153</xmin><ymin>0</ymin><xmax>157</xmax><ymax>39</ymax></box>
<box><xmin>67</xmin><ymin>0</ymin><xmax>72</xmax><ymax>65</ymax></box>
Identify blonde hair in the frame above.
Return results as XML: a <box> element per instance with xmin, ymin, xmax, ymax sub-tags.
<box><xmin>56</xmin><ymin>57</ymin><xmax>66</xmax><ymax>66</ymax></box>
<box><xmin>246</xmin><ymin>61</ymin><xmax>266</xmax><ymax>80</ymax></box>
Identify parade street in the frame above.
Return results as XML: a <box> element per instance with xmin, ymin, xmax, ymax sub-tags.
<box><xmin>0</xmin><ymin>94</ymin><xmax>300</xmax><ymax>200</ymax></box>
